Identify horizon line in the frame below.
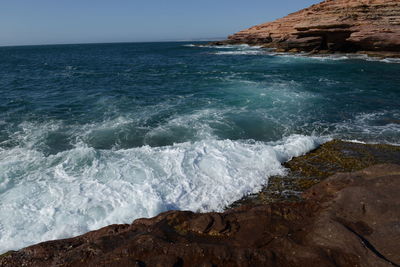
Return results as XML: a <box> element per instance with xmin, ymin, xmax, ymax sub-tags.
<box><xmin>0</xmin><ymin>37</ymin><xmax>226</xmax><ymax>49</ymax></box>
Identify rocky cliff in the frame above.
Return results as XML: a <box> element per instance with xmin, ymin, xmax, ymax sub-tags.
<box><xmin>227</xmin><ymin>0</ymin><xmax>400</xmax><ymax>56</ymax></box>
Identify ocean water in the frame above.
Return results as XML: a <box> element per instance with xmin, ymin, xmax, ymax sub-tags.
<box><xmin>0</xmin><ymin>42</ymin><xmax>399</xmax><ymax>252</ymax></box>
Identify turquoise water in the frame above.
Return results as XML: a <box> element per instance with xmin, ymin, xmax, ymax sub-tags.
<box><xmin>0</xmin><ymin>42</ymin><xmax>399</xmax><ymax>252</ymax></box>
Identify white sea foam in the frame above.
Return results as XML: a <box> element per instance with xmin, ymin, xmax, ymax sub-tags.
<box><xmin>320</xmin><ymin>111</ymin><xmax>400</xmax><ymax>145</ymax></box>
<box><xmin>0</xmin><ymin>134</ymin><xmax>325</xmax><ymax>252</ymax></box>
<box><xmin>184</xmin><ymin>43</ymin><xmax>264</xmax><ymax>55</ymax></box>
<box><xmin>198</xmin><ymin>44</ymin><xmax>261</xmax><ymax>49</ymax></box>
<box><xmin>373</xmin><ymin>57</ymin><xmax>400</xmax><ymax>64</ymax></box>
<box><xmin>342</xmin><ymin>139</ymin><xmax>367</xmax><ymax>144</ymax></box>
<box><xmin>211</xmin><ymin>44</ymin><xmax>264</xmax><ymax>55</ymax></box>
<box><xmin>214</xmin><ymin>50</ymin><xmax>264</xmax><ymax>55</ymax></box>
<box><xmin>269</xmin><ymin>52</ymin><xmax>400</xmax><ymax>64</ymax></box>
<box><xmin>144</xmin><ymin>108</ymin><xmax>228</xmax><ymax>142</ymax></box>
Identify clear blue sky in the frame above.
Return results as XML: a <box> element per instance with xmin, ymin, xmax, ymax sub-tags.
<box><xmin>0</xmin><ymin>0</ymin><xmax>320</xmax><ymax>46</ymax></box>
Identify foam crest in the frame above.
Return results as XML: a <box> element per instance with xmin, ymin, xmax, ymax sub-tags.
<box><xmin>330</xmin><ymin>111</ymin><xmax>400</xmax><ymax>144</ymax></box>
<box><xmin>214</xmin><ymin>50</ymin><xmax>264</xmax><ymax>55</ymax></box>
<box><xmin>185</xmin><ymin>43</ymin><xmax>399</xmax><ymax>63</ymax></box>
<box><xmin>197</xmin><ymin>44</ymin><xmax>261</xmax><ymax>49</ymax></box>
<box><xmin>270</xmin><ymin>52</ymin><xmax>400</xmax><ymax>64</ymax></box>
<box><xmin>183</xmin><ymin>43</ymin><xmax>263</xmax><ymax>55</ymax></box>
<box><xmin>0</xmin><ymin>135</ymin><xmax>325</xmax><ymax>252</ymax></box>
<box><xmin>144</xmin><ymin>108</ymin><xmax>231</xmax><ymax>143</ymax></box>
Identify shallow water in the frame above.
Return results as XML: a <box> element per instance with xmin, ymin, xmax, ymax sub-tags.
<box><xmin>0</xmin><ymin>42</ymin><xmax>399</xmax><ymax>252</ymax></box>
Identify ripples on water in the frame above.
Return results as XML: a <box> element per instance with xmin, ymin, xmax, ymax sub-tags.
<box><xmin>0</xmin><ymin>42</ymin><xmax>399</xmax><ymax>252</ymax></box>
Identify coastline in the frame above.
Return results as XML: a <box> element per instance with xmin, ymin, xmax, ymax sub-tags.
<box><xmin>230</xmin><ymin>139</ymin><xmax>400</xmax><ymax>207</ymax></box>
<box><xmin>1</xmin><ymin>0</ymin><xmax>399</xmax><ymax>265</ymax></box>
<box><xmin>1</xmin><ymin>0</ymin><xmax>399</xmax><ymax>264</ymax></box>
<box><xmin>216</xmin><ymin>0</ymin><xmax>400</xmax><ymax>60</ymax></box>
<box><xmin>2</xmin><ymin>140</ymin><xmax>400</xmax><ymax>266</ymax></box>
<box><xmin>2</xmin><ymin>41</ymin><xmax>399</xmax><ymax>256</ymax></box>
<box><xmin>205</xmin><ymin>41</ymin><xmax>400</xmax><ymax>61</ymax></box>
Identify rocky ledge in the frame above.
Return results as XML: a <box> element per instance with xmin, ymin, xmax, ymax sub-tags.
<box><xmin>1</xmin><ymin>141</ymin><xmax>400</xmax><ymax>267</ymax></box>
<box><xmin>231</xmin><ymin>140</ymin><xmax>400</xmax><ymax>206</ymax></box>
<box><xmin>219</xmin><ymin>0</ymin><xmax>400</xmax><ymax>57</ymax></box>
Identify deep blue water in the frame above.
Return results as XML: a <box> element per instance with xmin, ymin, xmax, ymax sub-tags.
<box><xmin>0</xmin><ymin>42</ymin><xmax>399</xmax><ymax>252</ymax></box>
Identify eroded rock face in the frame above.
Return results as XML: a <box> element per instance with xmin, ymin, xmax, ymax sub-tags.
<box><xmin>227</xmin><ymin>0</ymin><xmax>400</xmax><ymax>55</ymax></box>
<box><xmin>2</xmin><ymin>164</ymin><xmax>400</xmax><ymax>267</ymax></box>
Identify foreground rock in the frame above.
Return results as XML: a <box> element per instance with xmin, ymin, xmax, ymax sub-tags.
<box><xmin>224</xmin><ymin>0</ymin><xmax>400</xmax><ymax>56</ymax></box>
<box><xmin>2</xmin><ymin>164</ymin><xmax>400</xmax><ymax>267</ymax></box>
<box><xmin>231</xmin><ymin>140</ymin><xmax>400</xmax><ymax>206</ymax></box>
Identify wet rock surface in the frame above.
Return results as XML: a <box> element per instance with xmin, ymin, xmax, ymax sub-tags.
<box><xmin>221</xmin><ymin>0</ymin><xmax>400</xmax><ymax>57</ymax></box>
<box><xmin>1</xmin><ymin>162</ymin><xmax>400</xmax><ymax>266</ymax></box>
<box><xmin>231</xmin><ymin>140</ymin><xmax>400</xmax><ymax>206</ymax></box>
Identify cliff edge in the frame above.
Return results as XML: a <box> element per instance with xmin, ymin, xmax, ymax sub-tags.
<box><xmin>226</xmin><ymin>0</ymin><xmax>400</xmax><ymax>57</ymax></box>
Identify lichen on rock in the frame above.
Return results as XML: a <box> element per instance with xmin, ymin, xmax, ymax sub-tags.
<box><xmin>230</xmin><ymin>140</ymin><xmax>400</xmax><ymax>206</ymax></box>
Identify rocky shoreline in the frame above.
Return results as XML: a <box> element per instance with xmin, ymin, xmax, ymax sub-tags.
<box><xmin>230</xmin><ymin>140</ymin><xmax>400</xmax><ymax>207</ymax></box>
<box><xmin>1</xmin><ymin>2</ymin><xmax>400</xmax><ymax>266</ymax></box>
<box><xmin>211</xmin><ymin>0</ymin><xmax>400</xmax><ymax>58</ymax></box>
<box><xmin>1</xmin><ymin>140</ymin><xmax>400</xmax><ymax>266</ymax></box>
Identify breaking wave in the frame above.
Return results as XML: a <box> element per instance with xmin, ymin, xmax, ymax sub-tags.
<box><xmin>0</xmin><ymin>131</ymin><xmax>325</xmax><ymax>252</ymax></box>
<box><xmin>1</xmin><ymin>41</ymin><xmax>399</xmax><ymax>253</ymax></box>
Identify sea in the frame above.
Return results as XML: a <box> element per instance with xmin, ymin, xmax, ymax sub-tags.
<box><xmin>0</xmin><ymin>42</ymin><xmax>399</xmax><ymax>252</ymax></box>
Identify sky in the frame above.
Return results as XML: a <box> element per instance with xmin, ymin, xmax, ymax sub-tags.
<box><xmin>0</xmin><ymin>0</ymin><xmax>320</xmax><ymax>46</ymax></box>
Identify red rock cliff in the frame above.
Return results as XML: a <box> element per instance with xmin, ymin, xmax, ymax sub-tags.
<box><xmin>228</xmin><ymin>0</ymin><xmax>400</xmax><ymax>54</ymax></box>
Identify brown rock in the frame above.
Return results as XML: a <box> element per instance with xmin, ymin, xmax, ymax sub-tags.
<box><xmin>230</xmin><ymin>140</ymin><xmax>400</xmax><ymax>207</ymax></box>
<box><xmin>275</xmin><ymin>48</ymin><xmax>287</xmax><ymax>52</ymax></box>
<box><xmin>1</xmin><ymin>164</ymin><xmax>400</xmax><ymax>267</ymax></box>
<box><xmin>288</xmin><ymin>48</ymin><xmax>300</xmax><ymax>53</ymax></box>
<box><xmin>228</xmin><ymin>0</ymin><xmax>400</xmax><ymax>56</ymax></box>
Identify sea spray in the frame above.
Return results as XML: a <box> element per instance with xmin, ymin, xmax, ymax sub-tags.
<box><xmin>0</xmin><ymin>135</ymin><xmax>325</xmax><ymax>252</ymax></box>
<box><xmin>0</xmin><ymin>42</ymin><xmax>399</xmax><ymax>253</ymax></box>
